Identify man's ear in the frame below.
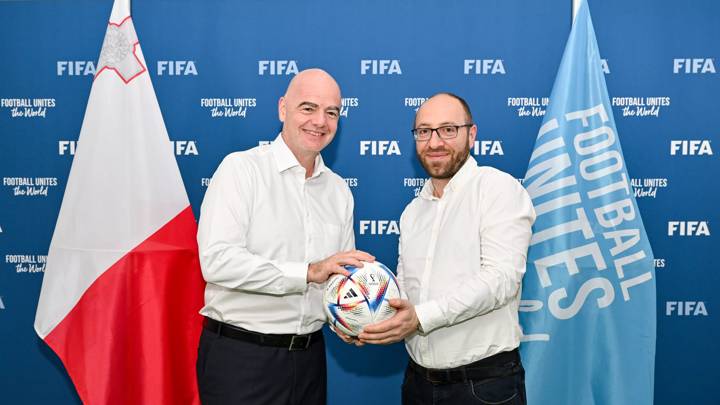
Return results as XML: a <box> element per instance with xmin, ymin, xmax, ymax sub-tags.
<box><xmin>468</xmin><ymin>124</ymin><xmax>478</xmax><ymax>147</ymax></box>
<box><xmin>278</xmin><ymin>96</ymin><xmax>286</xmax><ymax>122</ymax></box>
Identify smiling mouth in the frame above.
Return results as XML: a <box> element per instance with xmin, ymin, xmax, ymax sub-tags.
<box><xmin>424</xmin><ymin>151</ymin><xmax>449</xmax><ymax>159</ymax></box>
<box><xmin>303</xmin><ymin>128</ymin><xmax>324</xmax><ymax>137</ymax></box>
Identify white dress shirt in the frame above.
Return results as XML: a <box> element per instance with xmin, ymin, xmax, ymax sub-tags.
<box><xmin>398</xmin><ymin>156</ymin><xmax>535</xmax><ymax>369</ymax></box>
<box><xmin>197</xmin><ymin>134</ymin><xmax>354</xmax><ymax>334</ymax></box>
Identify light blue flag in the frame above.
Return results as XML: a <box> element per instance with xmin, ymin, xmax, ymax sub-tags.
<box><xmin>519</xmin><ymin>1</ymin><xmax>656</xmax><ymax>404</ymax></box>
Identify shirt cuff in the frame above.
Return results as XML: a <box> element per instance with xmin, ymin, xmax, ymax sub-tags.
<box><xmin>414</xmin><ymin>300</ymin><xmax>446</xmax><ymax>334</ymax></box>
<box><xmin>276</xmin><ymin>261</ymin><xmax>308</xmax><ymax>293</ymax></box>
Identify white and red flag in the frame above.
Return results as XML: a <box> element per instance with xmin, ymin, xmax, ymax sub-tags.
<box><xmin>34</xmin><ymin>0</ymin><xmax>204</xmax><ymax>403</ymax></box>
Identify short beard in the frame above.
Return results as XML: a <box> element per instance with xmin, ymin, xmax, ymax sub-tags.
<box><xmin>418</xmin><ymin>142</ymin><xmax>470</xmax><ymax>180</ymax></box>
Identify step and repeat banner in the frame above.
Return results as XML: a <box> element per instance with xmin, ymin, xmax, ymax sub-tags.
<box><xmin>1</xmin><ymin>0</ymin><xmax>717</xmax><ymax>404</ymax></box>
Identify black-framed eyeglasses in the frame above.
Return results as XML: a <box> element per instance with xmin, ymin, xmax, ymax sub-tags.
<box><xmin>411</xmin><ymin>124</ymin><xmax>473</xmax><ymax>141</ymax></box>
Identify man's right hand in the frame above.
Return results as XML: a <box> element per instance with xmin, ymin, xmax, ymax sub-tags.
<box><xmin>307</xmin><ymin>250</ymin><xmax>375</xmax><ymax>284</ymax></box>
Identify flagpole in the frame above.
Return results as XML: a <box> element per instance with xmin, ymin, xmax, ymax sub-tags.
<box><xmin>572</xmin><ymin>0</ymin><xmax>581</xmax><ymax>21</ymax></box>
<box><xmin>570</xmin><ymin>0</ymin><xmax>581</xmax><ymax>23</ymax></box>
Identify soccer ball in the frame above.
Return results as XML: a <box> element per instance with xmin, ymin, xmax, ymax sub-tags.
<box><xmin>324</xmin><ymin>261</ymin><xmax>401</xmax><ymax>337</ymax></box>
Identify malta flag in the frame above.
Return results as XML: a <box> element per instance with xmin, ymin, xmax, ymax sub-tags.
<box><xmin>34</xmin><ymin>1</ymin><xmax>205</xmax><ymax>404</ymax></box>
<box><xmin>519</xmin><ymin>0</ymin><xmax>656</xmax><ymax>404</ymax></box>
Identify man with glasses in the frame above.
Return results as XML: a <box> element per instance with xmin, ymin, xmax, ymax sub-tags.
<box><xmin>358</xmin><ymin>92</ymin><xmax>535</xmax><ymax>405</ymax></box>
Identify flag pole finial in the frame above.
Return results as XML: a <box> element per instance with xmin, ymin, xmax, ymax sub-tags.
<box><xmin>572</xmin><ymin>0</ymin><xmax>581</xmax><ymax>22</ymax></box>
<box><xmin>110</xmin><ymin>0</ymin><xmax>131</xmax><ymax>22</ymax></box>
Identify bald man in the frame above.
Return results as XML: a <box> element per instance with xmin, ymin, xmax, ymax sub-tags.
<box><xmin>359</xmin><ymin>93</ymin><xmax>534</xmax><ymax>405</ymax></box>
<box><xmin>196</xmin><ymin>69</ymin><xmax>372</xmax><ymax>404</ymax></box>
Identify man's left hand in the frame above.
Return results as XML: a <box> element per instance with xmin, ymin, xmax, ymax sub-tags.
<box><xmin>329</xmin><ymin>324</ymin><xmax>365</xmax><ymax>347</ymax></box>
<box><xmin>358</xmin><ymin>298</ymin><xmax>419</xmax><ymax>345</ymax></box>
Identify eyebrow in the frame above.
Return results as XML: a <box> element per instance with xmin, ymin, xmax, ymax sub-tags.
<box><xmin>416</xmin><ymin>121</ymin><xmax>460</xmax><ymax>127</ymax></box>
<box><xmin>297</xmin><ymin>101</ymin><xmax>318</xmax><ymax>109</ymax></box>
<box><xmin>297</xmin><ymin>101</ymin><xmax>340</xmax><ymax>113</ymax></box>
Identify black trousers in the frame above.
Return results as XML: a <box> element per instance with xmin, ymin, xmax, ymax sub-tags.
<box><xmin>196</xmin><ymin>328</ymin><xmax>327</xmax><ymax>405</ymax></box>
<box><xmin>402</xmin><ymin>349</ymin><xmax>526</xmax><ymax>405</ymax></box>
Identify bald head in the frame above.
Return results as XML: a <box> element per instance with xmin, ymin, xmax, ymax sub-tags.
<box><xmin>415</xmin><ymin>92</ymin><xmax>473</xmax><ymax>128</ymax></box>
<box><xmin>284</xmin><ymin>68</ymin><xmax>341</xmax><ymax>102</ymax></box>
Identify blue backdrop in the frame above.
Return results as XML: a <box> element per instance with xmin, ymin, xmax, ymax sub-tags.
<box><xmin>1</xmin><ymin>0</ymin><xmax>717</xmax><ymax>404</ymax></box>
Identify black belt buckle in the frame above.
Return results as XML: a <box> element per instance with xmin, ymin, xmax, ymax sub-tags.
<box><xmin>427</xmin><ymin>369</ymin><xmax>464</xmax><ymax>385</ymax></box>
<box><xmin>289</xmin><ymin>334</ymin><xmax>311</xmax><ymax>351</ymax></box>
<box><xmin>413</xmin><ymin>361</ymin><xmax>473</xmax><ymax>385</ymax></box>
<box><xmin>426</xmin><ymin>371</ymin><xmax>445</xmax><ymax>385</ymax></box>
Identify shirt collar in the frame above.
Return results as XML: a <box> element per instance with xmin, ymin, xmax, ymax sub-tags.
<box><xmin>270</xmin><ymin>133</ymin><xmax>327</xmax><ymax>178</ymax></box>
<box><xmin>418</xmin><ymin>155</ymin><xmax>478</xmax><ymax>200</ymax></box>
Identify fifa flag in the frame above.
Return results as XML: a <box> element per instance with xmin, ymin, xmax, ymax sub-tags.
<box><xmin>34</xmin><ymin>0</ymin><xmax>205</xmax><ymax>404</ymax></box>
<box><xmin>519</xmin><ymin>1</ymin><xmax>656</xmax><ymax>404</ymax></box>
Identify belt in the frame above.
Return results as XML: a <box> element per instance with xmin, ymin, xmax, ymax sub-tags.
<box><xmin>203</xmin><ymin>317</ymin><xmax>323</xmax><ymax>351</ymax></box>
<box><xmin>409</xmin><ymin>348</ymin><xmax>522</xmax><ymax>384</ymax></box>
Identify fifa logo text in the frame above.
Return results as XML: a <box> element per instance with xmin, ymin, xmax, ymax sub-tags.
<box><xmin>666</xmin><ymin>301</ymin><xmax>708</xmax><ymax>316</ymax></box>
<box><xmin>361</xmin><ymin>60</ymin><xmax>402</xmax><ymax>75</ymax></box>
<box><xmin>359</xmin><ymin>220</ymin><xmax>400</xmax><ymax>235</ymax></box>
<box><xmin>360</xmin><ymin>141</ymin><xmax>401</xmax><ymax>155</ymax></box>
<box><xmin>59</xmin><ymin>141</ymin><xmax>77</xmax><ymax>155</ymax></box>
<box><xmin>258</xmin><ymin>60</ymin><xmax>299</xmax><ymax>75</ymax></box>
<box><xmin>670</xmin><ymin>140</ymin><xmax>712</xmax><ymax>155</ymax></box>
<box><xmin>463</xmin><ymin>59</ymin><xmax>506</xmax><ymax>75</ymax></box>
<box><xmin>473</xmin><ymin>140</ymin><xmax>504</xmax><ymax>156</ymax></box>
<box><xmin>157</xmin><ymin>61</ymin><xmax>197</xmax><ymax>76</ymax></box>
<box><xmin>667</xmin><ymin>221</ymin><xmax>710</xmax><ymax>236</ymax></box>
<box><xmin>57</xmin><ymin>61</ymin><xmax>96</xmax><ymax>76</ymax></box>
<box><xmin>171</xmin><ymin>141</ymin><xmax>198</xmax><ymax>155</ymax></box>
<box><xmin>673</xmin><ymin>58</ymin><xmax>716</xmax><ymax>74</ymax></box>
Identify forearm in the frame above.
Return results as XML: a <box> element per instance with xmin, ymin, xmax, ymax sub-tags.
<box><xmin>199</xmin><ymin>242</ymin><xmax>308</xmax><ymax>295</ymax></box>
<box><xmin>414</xmin><ymin>264</ymin><xmax>522</xmax><ymax>332</ymax></box>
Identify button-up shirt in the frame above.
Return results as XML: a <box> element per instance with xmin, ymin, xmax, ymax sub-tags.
<box><xmin>399</xmin><ymin>156</ymin><xmax>535</xmax><ymax>369</ymax></box>
<box><xmin>197</xmin><ymin>134</ymin><xmax>354</xmax><ymax>334</ymax></box>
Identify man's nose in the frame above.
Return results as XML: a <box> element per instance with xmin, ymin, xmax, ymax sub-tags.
<box><xmin>310</xmin><ymin>110</ymin><xmax>327</xmax><ymax>127</ymax></box>
<box><xmin>427</xmin><ymin>130</ymin><xmax>445</xmax><ymax>148</ymax></box>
